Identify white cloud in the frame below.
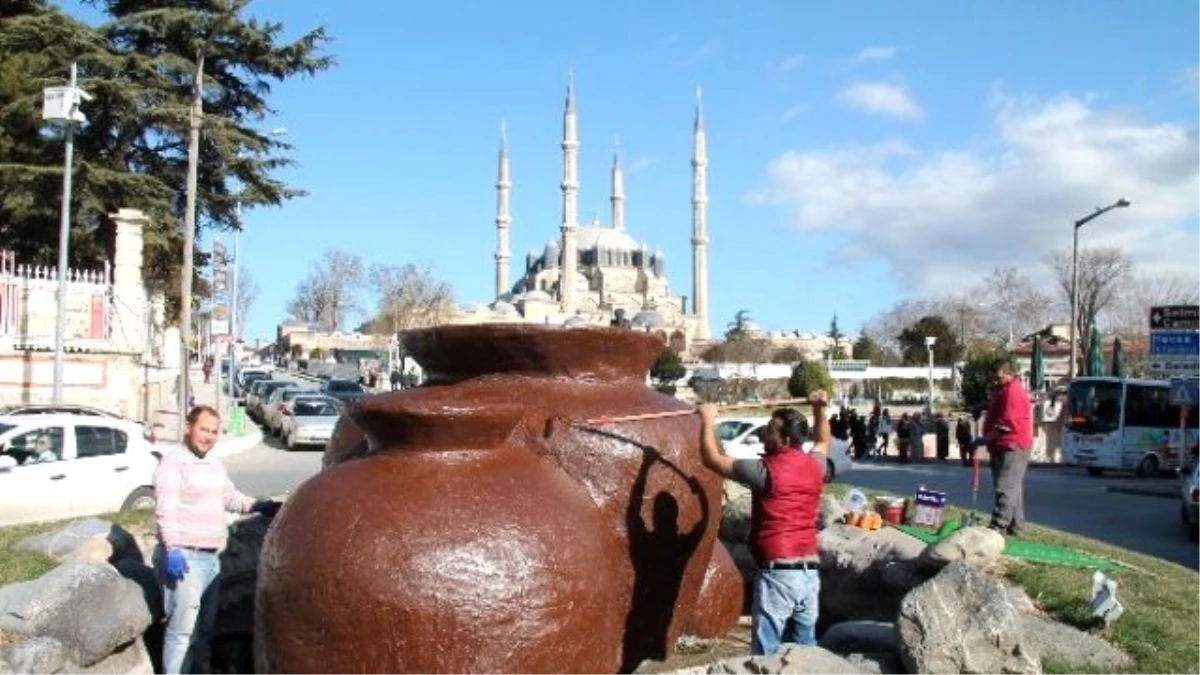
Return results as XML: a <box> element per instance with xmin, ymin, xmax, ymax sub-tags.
<box><xmin>776</xmin><ymin>53</ymin><xmax>806</xmax><ymax>73</ymax></box>
<box><xmin>780</xmin><ymin>104</ymin><xmax>811</xmax><ymax>123</ymax></box>
<box><xmin>750</xmin><ymin>92</ymin><xmax>1200</xmax><ymax>296</ymax></box>
<box><xmin>835</xmin><ymin>81</ymin><xmax>924</xmax><ymax>120</ymax></box>
<box><xmin>627</xmin><ymin>156</ymin><xmax>658</xmax><ymax>173</ymax></box>
<box><xmin>853</xmin><ymin>46</ymin><xmax>897</xmax><ymax>63</ymax></box>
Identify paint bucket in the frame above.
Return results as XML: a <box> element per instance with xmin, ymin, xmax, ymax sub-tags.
<box><xmin>883</xmin><ymin>500</ymin><xmax>905</xmax><ymax>526</ymax></box>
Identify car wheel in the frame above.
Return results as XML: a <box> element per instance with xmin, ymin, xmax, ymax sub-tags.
<box><xmin>825</xmin><ymin>459</ymin><xmax>836</xmax><ymax>484</ymax></box>
<box><xmin>1085</xmin><ymin>466</ymin><xmax>1104</xmax><ymax>477</ymax></box>
<box><xmin>121</xmin><ymin>487</ymin><xmax>156</xmax><ymax>512</ymax></box>
<box><xmin>1136</xmin><ymin>455</ymin><xmax>1159</xmax><ymax>479</ymax></box>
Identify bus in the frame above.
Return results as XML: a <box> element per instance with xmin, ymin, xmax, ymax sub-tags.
<box><xmin>1062</xmin><ymin>376</ymin><xmax>1198</xmax><ymax>477</ymax></box>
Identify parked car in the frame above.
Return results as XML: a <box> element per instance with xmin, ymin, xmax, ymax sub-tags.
<box><xmin>0</xmin><ymin>414</ymin><xmax>159</xmax><ymax>527</ymax></box>
<box><xmin>319</xmin><ymin>379</ymin><xmax>366</xmax><ymax>405</ymax></box>
<box><xmin>716</xmin><ymin>415</ymin><xmax>854</xmax><ymax>483</ymax></box>
<box><xmin>279</xmin><ymin>396</ymin><xmax>342</xmax><ymax>451</ymax></box>
<box><xmin>1181</xmin><ymin>462</ymin><xmax>1198</xmax><ymax>541</ymax></box>
<box><xmin>0</xmin><ymin>404</ymin><xmax>124</xmax><ymax>419</ymax></box>
<box><xmin>236</xmin><ymin>368</ymin><xmax>272</xmax><ymax>398</ymax></box>
<box><xmin>262</xmin><ymin>386</ymin><xmax>317</xmax><ymax>437</ymax></box>
<box><xmin>248</xmin><ymin>380</ymin><xmax>293</xmax><ymax>422</ymax></box>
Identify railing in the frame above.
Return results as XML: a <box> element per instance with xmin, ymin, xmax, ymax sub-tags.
<box><xmin>0</xmin><ymin>250</ymin><xmax>113</xmax><ymax>350</ymax></box>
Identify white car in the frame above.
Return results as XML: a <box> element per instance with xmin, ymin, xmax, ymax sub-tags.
<box><xmin>279</xmin><ymin>395</ymin><xmax>341</xmax><ymax>451</ymax></box>
<box><xmin>0</xmin><ymin>414</ymin><xmax>160</xmax><ymax>527</ymax></box>
<box><xmin>715</xmin><ymin>416</ymin><xmax>854</xmax><ymax>483</ymax></box>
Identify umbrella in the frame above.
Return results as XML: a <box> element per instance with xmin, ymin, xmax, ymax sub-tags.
<box><xmin>1030</xmin><ymin>336</ymin><xmax>1045</xmax><ymax>392</ymax></box>
<box><xmin>1111</xmin><ymin>337</ymin><xmax>1125</xmax><ymax>378</ymax></box>
<box><xmin>1087</xmin><ymin>326</ymin><xmax>1104</xmax><ymax>377</ymax></box>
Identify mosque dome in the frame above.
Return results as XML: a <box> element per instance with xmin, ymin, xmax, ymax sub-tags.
<box><xmin>575</xmin><ymin>226</ymin><xmax>640</xmax><ymax>252</ymax></box>
<box><xmin>522</xmin><ymin>290</ymin><xmax>554</xmax><ymax>303</ymax></box>
<box><xmin>563</xmin><ymin>315</ymin><xmax>589</xmax><ymax>328</ymax></box>
<box><xmin>489</xmin><ymin>300</ymin><xmax>520</xmax><ymax>316</ymax></box>
<box><xmin>632</xmin><ymin>309</ymin><xmax>666</xmax><ymax>329</ymax></box>
<box><xmin>543</xmin><ymin>240</ymin><xmax>561</xmax><ymax>266</ymax></box>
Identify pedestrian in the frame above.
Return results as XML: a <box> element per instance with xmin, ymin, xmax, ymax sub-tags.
<box><xmin>981</xmin><ymin>357</ymin><xmax>1034</xmax><ymax>537</ymax></box>
<box><xmin>877</xmin><ymin>409</ymin><xmax>891</xmax><ymax>457</ymax></box>
<box><xmin>696</xmin><ymin>390</ymin><xmax>831</xmax><ymax>655</ymax></box>
<box><xmin>955</xmin><ymin>415</ymin><xmax>974</xmax><ymax>467</ymax></box>
<box><xmin>896</xmin><ymin>413</ymin><xmax>911</xmax><ymax>463</ymax></box>
<box><xmin>935</xmin><ymin>413</ymin><xmax>950</xmax><ymax>462</ymax></box>
<box><xmin>201</xmin><ymin>356</ymin><xmax>213</xmax><ymax>384</ymax></box>
<box><xmin>390</xmin><ymin>369</ymin><xmax>402</xmax><ymax>391</ymax></box>
<box><xmin>153</xmin><ymin>405</ymin><xmax>282</xmax><ymax>674</ymax></box>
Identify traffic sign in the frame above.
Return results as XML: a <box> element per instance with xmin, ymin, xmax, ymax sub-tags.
<box><xmin>1170</xmin><ymin>379</ymin><xmax>1198</xmax><ymax>407</ymax></box>
<box><xmin>1150</xmin><ymin>305</ymin><xmax>1199</xmax><ymax>330</ymax></box>
<box><xmin>1149</xmin><ymin>356</ymin><xmax>1199</xmax><ymax>375</ymax></box>
<box><xmin>1150</xmin><ymin>331</ymin><xmax>1200</xmax><ymax>355</ymax></box>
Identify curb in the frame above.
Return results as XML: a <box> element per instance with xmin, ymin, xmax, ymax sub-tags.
<box><xmin>210</xmin><ymin>424</ymin><xmax>264</xmax><ymax>459</ymax></box>
<box><xmin>1105</xmin><ymin>485</ymin><xmax>1179</xmax><ymax>501</ymax></box>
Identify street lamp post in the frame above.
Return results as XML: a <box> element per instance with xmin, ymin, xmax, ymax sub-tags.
<box><xmin>42</xmin><ymin>63</ymin><xmax>91</xmax><ymax>405</ymax></box>
<box><xmin>1068</xmin><ymin>198</ymin><xmax>1130</xmax><ymax>380</ymax></box>
<box><xmin>925</xmin><ymin>336</ymin><xmax>937</xmax><ymax>413</ymax></box>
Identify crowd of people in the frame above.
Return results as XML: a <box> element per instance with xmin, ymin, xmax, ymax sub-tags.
<box><xmin>827</xmin><ymin>404</ymin><xmax>980</xmax><ymax>465</ymax></box>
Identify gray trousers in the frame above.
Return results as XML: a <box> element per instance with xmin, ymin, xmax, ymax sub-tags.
<box><xmin>990</xmin><ymin>449</ymin><xmax>1029</xmax><ymax>532</ymax></box>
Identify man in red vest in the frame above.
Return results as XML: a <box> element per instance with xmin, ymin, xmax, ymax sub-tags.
<box><xmin>698</xmin><ymin>391</ymin><xmax>830</xmax><ymax>655</ymax></box>
<box><xmin>982</xmin><ymin>357</ymin><xmax>1033</xmax><ymax>536</ymax></box>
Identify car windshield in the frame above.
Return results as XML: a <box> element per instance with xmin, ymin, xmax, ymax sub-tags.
<box><xmin>328</xmin><ymin>381</ymin><xmax>363</xmax><ymax>393</ymax></box>
<box><xmin>294</xmin><ymin>399</ymin><xmax>339</xmax><ymax>417</ymax></box>
<box><xmin>1066</xmin><ymin>380</ymin><xmax>1122</xmax><ymax>434</ymax></box>
<box><xmin>716</xmin><ymin>421</ymin><xmax>752</xmax><ymax>441</ymax></box>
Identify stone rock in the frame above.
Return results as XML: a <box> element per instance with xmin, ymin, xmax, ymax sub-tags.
<box><xmin>214</xmin><ymin>515</ymin><xmax>272</xmax><ymax>637</ymax></box>
<box><xmin>896</xmin><ymin>561</ymin><xmax>1041</xmax><ymax>674</ymax></box>
<box><xmin>819</xmin><ymin>494</ymin><xmax>847</xmax><ymax>531</ymax></box>
<box><xmin>724</xmin><ymin>541</ymin><xmax>758</xmax><ymax>588</ymax></box>
<box><xmin>1019</xmin><ymin>612</ymin><xmax>1133</xmax><ymax>671</ymax></box>
<box><xmin>844</xmin><ymin>652</ymin><xmax>904</xmax><ymax>675</ymax></box>
<box><xmin>720</xmin><ymin>481</ymin><xmax>752</xmax><ymax>543</ymax></box>
<box><xmin>4</xmin><ymin>640</ymin><xmax>153</xmax><ymax>675</ymax></box>
<box><xmin>919</xmin><ymin>526</ymin><xmax>1005</xmax><ymax>571</ymax></box>
<box><xmin>818</xmin><ymin>524</ymin><xmax>929</xmax><ymax>623</ymax></box>
<box><xmin>706</xmin><ymin>644</ymin><xmax>865</xmax><ymax>674</ymax></box>
<box><xmin>0</xmin><ymin>636</ymin><xmax>69</xmax><ymax>674</ymax></box>
<box><xmin>0</xmin><ymin>561</ymin><xmax>151</xmax><ymax>667</ymax></box>
<box><xmin>817</xmin><ymin>621</ymin><xmax>897</xmax><ymax>656</ymax></box>
<box><xmin>1005</xmin><ymin>583</ymin><xmax>1037</xmax><ymax>614</ymax></box>
<box><xmin>17</xmin><ymin>520</ymin><xmax>142</xmax><ymax>566</ymax></box>
<box><xmin>111</xmin><ymin>559</ymin><xmax>164</xmax><ymax>625</ymax></box>
<box><xmin>63</xmin><ymin>536</ymin><xmax>114</xmax><ymax>564</ymax></box>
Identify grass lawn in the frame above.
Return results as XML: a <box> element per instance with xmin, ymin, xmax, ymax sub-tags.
<box><xmin>826</xmin><ymin>482</ymin><xmax>1200</xmax><ymax>674</ymax></box>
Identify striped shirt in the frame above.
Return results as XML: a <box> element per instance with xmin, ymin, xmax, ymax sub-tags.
<box><xmin>154</xmin><ymin>445</ymin><xmax>255</xmax><ymax>550</ymax></box>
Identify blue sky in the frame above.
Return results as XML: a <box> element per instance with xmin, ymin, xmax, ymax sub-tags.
<box><xmin>61</xmin><ymin>0</ymin><xmax>1199</xmax><ymax>343</ymax></box>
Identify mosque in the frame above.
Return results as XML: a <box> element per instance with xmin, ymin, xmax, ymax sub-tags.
<box><xmin>448</xmin><ymin>76</ymin><xmax>712</xmax><ymax>353</ymax></box>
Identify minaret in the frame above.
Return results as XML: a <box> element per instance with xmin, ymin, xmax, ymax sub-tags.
<box><xmin>494</xmin><ymin>120</ymin><xmax>511</xmax><ymax>298</ymax></box>
<box><xmin>691</xmin><ymin>86</ymin><xmax>711</xmax><ymax>339</ymax></box>
<box><xmin>611</xmin><ymin>137</ymin><xmax>625</xmax><ymax>231</ymax></box>
<box><xmin>559</xmin><ymin>70</ymin><xmax>580</xmax><ymax>314</ymax></box>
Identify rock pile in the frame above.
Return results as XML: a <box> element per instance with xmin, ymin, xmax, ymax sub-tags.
<box><xmin>709</xmin><ymin>480</ymin><xmax>1135</xmax><ymax>675</ymax></box>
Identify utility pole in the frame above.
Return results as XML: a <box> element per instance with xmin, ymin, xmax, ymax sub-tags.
<box><xmin>1068</xmin><ymin>199</ymin><xmax>1130</xmax><ymax>380</ymax></box>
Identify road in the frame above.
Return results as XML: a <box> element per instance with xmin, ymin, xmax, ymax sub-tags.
<box><xmin>839</xmin><ymin>460</ymin><xmax>1197</xmax><ymax>569</ymax></box>
<box><xmin>224</xmin><ymin>375</ymin><xmax>1198</xmax><ymax>570</ymax></box>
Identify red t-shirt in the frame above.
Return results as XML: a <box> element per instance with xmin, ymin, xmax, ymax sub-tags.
<box><xmin>983</xmin><ymin>378</ymin><xmax>1033</xmax><ymax>452</ymax></box>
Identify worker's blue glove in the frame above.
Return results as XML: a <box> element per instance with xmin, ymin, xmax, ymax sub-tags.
<box><xmin>165</xmin><ymin>548</ymin><xmax>189</xmax><ymax>581</ymax></box>
<box><xmin>251</xmin><ymin>499</ymin><xmax>282</xmax><ymax>518</ymax></box>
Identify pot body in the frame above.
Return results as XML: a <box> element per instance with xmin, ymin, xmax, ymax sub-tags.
<box><xmin>258</xmin><ymin>325</ymin><xmax>732</xmax><ymax>673</ymax></box>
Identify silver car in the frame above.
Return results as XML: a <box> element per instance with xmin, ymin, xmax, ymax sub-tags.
<box><xmin>1181</xmin><ymin>462</ymin><xmax>1198</xmax><ymax>541</ymax></box>
<box><xmin>280</xmin><ymin>396</ymin><xmax>341</xmax><ymax>451</ymax></box>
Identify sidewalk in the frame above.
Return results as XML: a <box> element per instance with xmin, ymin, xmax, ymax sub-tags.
<box><xmin>149</xmin><ymin>367</ymin><xmax>263</xmax><ymax>458</ymax></box>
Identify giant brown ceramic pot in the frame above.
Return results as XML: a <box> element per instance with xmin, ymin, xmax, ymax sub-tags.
<box><xmin>257</xmin><ymin>325</ymin><xmax>735</xmax><ymax>673</ymax></box>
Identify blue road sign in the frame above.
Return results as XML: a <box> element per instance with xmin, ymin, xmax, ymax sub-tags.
<box><xmin>1151</xmin><ymin>331</ymin><xmax>1200</xmax><ymax>355</ymax></box>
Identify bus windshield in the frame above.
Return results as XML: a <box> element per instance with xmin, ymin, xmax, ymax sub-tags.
<box><xmin>1066</xmin><ymin>380</ymin><xmax>1122</xmax><ymax>434</ymax></box>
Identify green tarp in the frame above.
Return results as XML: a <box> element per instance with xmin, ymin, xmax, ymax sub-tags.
<box><xmin>894</xmin><ymin>521</ymin><xmax>1117</xmax><ymax>571</ymax></box>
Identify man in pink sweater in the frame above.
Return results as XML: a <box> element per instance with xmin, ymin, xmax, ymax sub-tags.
<box><xmin>982</xmin><ymin>358</ymin><xmax>1034</xmax><ymax>536</ymax></box>
<box><xmin>154</xmin><ymin>405</ymin><xmax>281</xmax><ymax>674</ymax></box>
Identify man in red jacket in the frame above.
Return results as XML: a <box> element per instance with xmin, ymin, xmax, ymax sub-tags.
<box><xmin>982</xmin><ymin>357</ymin><xmax>1033</xmax><ymax>536</ymax></box>
<box><xmin>697</xmin><ymin>391</ymin><xmax>829</xmax><ymax>655</ymax></box>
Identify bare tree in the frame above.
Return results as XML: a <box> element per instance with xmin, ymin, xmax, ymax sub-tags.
<box><xmin>285</xmin><ymin>249</ymin><xmax>366</xmax><ymax>332</ymax></box>
<box><xmin>1103</xmin><ymin>271</ymin><xmax>1200</xmax><ymax>336</ymax></box>
<box><xmin>863</xmin><ymin>299</ymin><xmax>937</xmax><ymax>363</ymax></box>
<box><xmin>1046</xmin><ymin>246</ymin><xmax>1133</xmax><ymax>367</ymax></box>
<box><xmin>360</xmin><ymin>263</ymin><xmax>456</xmax><ymax>334</ymax></box>
<box><xmin>976</xmin><ymin>267</ymin><xmax>1057</xmax><ymax>342</ymax></box>
<box><xmin>235</xmin><ymin>265</ymin><xmax>259</xmax><ymax>339</ymax></box>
